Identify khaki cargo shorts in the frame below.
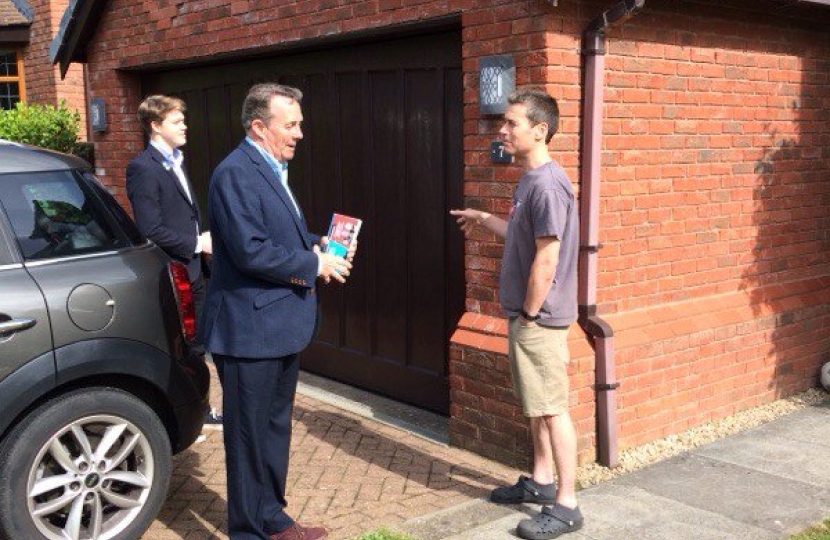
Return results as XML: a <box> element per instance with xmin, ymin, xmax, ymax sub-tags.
<box><xmin>507</xmin><ymin>318</ymin><xmax>571</xmax><ymax>417</ymax></box>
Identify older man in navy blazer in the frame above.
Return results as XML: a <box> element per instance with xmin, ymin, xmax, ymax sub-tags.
<box><xmin>200</xmin><ymin>84</ymin><xmax>351</xmax><ymax>540</ymax></box>
<box><xmin>126</xmin><ymin>95</ymin><xmax>212</xmax><ymax>349</ymax></box>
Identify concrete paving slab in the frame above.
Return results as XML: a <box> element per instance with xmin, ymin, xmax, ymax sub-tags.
<box><xmin>694</xmin><ymin>430</ymin><xmax>830</xmax><ymax>489</ymax></box>
<box><xmin>434</xmin><ymin>484</ymin><xmax>778</xmax><ymax>540</ymax></box>
<box><xmin>439</xmin><ymin>512</ymin><xmax>594</xmax><ymax>540</ymax></box>
<box><xmin>573</xmin><ymin>484</ymin><xmax>779</xmax><ymax>540</ymax></box>
<box><xmin>741</xmin><ymin>404</ymin><xmax>830</xmax><ymax>447</ymax></box>
<box><xmin>400</xmin><ymin>499</ymin><xmax>532</xmax><ymax>540</ymax></box>
<box><xmin>613</xmin><ymin>453</ymin><xmax>830</xmax><ymax>536</ymax></box>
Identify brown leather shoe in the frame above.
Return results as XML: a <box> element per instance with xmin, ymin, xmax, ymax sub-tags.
<box><xmin>270</xmin><ymin>523</ymin><xmax>328</xmax><ymax>540</ymax></box>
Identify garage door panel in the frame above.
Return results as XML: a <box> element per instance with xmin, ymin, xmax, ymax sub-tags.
<box><xmin>370</xmin><ymin>70</ymin><xmax>408</xmax><ymax>366</ymax></box>
<box><xmin>205</xmin><ymin>86</ymin><xmax>233</xmax><ymax>174</ymax></box>
<box><xmin>297</xmin><ymin>73</ymin><xmax>333</xmax><ymax>239</ymax></box>
<box><xmin>180</xmin><ymin>89</ymin><xmax>211</xmax><ymax>226</ymax></box>
<box><xmin>444</xmin><ymin>66</ymin><xmax>466</xmax><ymax>347</ymax></box>
<box><xmin>405</xmin><ymin>69</ymin><xmax>447</xmax><ymax>374</ymax></box>
<box><xmin>335</xmin><ymin>72</ymin><xmax>372</xmax><ymax>356</ymax></box>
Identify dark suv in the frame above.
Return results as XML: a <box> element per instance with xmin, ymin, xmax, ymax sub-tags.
<box><xmin>0</xmin><ymin>140</ymin><xmax>209</xmax><ymax>540</ymax></box>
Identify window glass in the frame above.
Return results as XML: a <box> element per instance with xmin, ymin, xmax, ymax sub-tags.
<box><xmin>0</xmin><ymin>215</ymin><xmax>15</xmax><ymax>265</ymax></box>
<box><xmin>0</xmin><ymin>50</ymin><xmax>22</xmax><ymax>110</ymax></box>
<box><xmin>0</xmin><ymin>171</ymin><xmax>130</xmax><ymax>260</ymax></box>
<box><xmin>0</xmin><ymin>51</ymin><xmax>18</xmax><ymax>77</ymax></box>
<box><xmin>0</xmin><ymin>82</ymin><xmax>20</xmax><ymax>110</ymax></box>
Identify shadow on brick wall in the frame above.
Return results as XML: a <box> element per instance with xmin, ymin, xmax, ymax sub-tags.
<box><xmin>741</xmin><ymin>100</ymin><xmax>830</xmax><ymax>397</ymax></box>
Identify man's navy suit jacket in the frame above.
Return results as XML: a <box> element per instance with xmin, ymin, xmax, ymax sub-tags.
<box><xmin>200</xmin><ymin>140</ymin><xmax>321</xmax><ymax>359</ymax></box>
<box><xmin>126</xmin><ymin>145</ymin><xmax>202</xmax><ymax>281</ymax></box>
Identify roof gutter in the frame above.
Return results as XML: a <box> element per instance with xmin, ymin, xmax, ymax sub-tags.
<box><xmin>578</xmin><ymin>0</ymin><xmax>645</xmax><ymax>469</ymax></box>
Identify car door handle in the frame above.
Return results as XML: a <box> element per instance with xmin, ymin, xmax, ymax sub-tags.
<box><xmin>0</xmin><ymin>318</ymin><xmax>37</xmax><ymax>335</ymax></box>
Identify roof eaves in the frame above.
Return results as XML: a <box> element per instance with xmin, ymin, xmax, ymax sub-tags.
<box><xmin>10</xmin><ymin>0</ymin><xmax>33</xmax><ymax>21</ymax></box>
<box><xmin>50</xmin><ymin>0</ymin><xmax>107</xmax><ymax>78</ymax></box>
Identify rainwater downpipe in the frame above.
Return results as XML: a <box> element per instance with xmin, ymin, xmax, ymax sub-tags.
<box><xmin>578</xmin><ymin>0</ymin><xmax>645</xmax><ymax>468</ymax></box>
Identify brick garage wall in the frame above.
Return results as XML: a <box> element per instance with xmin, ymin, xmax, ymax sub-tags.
<box><xmin>593</xmin><ymin>4</ymin><xmax>830</xmax><ymax>450</ymax></box>
<box><xmin>23</xmin><ymin>0</ymin><xmax>87</xmax><ymax>139</ymax></box>
<box><xmin>452</xmin><ymin>2</ymin><xmax>830</xmax><ymax>467</ymax></box>
<box><xmin>450</xmin><ymin>315</ymin><xmax>599</xmax><ymax>466</ymax></box>
<box><xmin>82</xmin><ymin>0</ymin><xmax>830</xmax><ymax>467</ymax></box>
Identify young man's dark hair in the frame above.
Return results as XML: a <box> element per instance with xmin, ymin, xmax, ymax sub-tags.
<box><xmin>136</xmin><ymin>95</ymin><xmax>186</xmax><ymax>135</ymax></box>
<box><xmin>508</xmin><ymin>89</ymin><xmax>560</xmax><ymax>143</ymax></box>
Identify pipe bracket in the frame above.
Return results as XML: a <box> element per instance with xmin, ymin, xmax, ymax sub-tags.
<box><xmin>580</xmin><ymin>243</ymin><xmax>603</xmax><ymax>253</ymax></box>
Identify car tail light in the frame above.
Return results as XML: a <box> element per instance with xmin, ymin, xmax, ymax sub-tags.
<box><xmin>168</xmin><ymin>262</ymin><xmax>196</xmax><ymax>341</ymax></box>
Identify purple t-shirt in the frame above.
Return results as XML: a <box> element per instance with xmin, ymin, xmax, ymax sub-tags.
<box><xmin>499</xmin><ymin>160</ymin><xmax>578</xmax><ymax>327</ymax></box>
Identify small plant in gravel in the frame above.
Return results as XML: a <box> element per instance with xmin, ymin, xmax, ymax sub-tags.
<box><xmin>789</xmin><ymin>518</ymin><xmax>830</xmax><ymax>540</ymax></box>
<box><xmin>351</xmin><ymin>528</ymin><xmax>419</xmax><ymax>540</ymax></box>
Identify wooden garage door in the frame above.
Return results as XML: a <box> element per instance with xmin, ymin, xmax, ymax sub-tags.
<box><xmin>142</xmin><ymin>30</ymin><xmax>464</xmax><ymax>413</ymax></box>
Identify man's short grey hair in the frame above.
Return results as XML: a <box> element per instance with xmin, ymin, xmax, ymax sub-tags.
<box><xmin>241</xmin><ymin>83</ymin><xmax>303</xmax><ymax>131</ymax></box>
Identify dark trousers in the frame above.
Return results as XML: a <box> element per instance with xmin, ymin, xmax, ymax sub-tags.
<box><xmin>214</xmin><ymin>353</ymin><xmax>299</xmax><ymax>540</ymax></box>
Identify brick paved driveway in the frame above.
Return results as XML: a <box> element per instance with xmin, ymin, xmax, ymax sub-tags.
<box><xmin>142</xmin><ymin>366</ymin><xmax>520</xmax><ymax>540</ymax></box>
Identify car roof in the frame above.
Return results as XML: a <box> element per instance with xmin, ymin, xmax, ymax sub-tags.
<box><xmin>0</xmin><ymin>139</ymin><xmax>90</xmax><ymax>174</ymax></box>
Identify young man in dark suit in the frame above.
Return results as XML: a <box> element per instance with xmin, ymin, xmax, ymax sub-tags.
<box><xmin>201</xmin><ymin>84</ymin><xmax>353</xmax><ymax>540</ymax></box>
<box><xmin>126</xmin><ymin>95</ymin><xmax>212</xmax><ymax>349</ymax></box>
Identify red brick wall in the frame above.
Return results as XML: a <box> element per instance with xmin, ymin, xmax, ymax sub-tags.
<box><xmin>82</xmin><ymin>0</ymin><xmax>830</xmax><ymax>467</ymax></box>
<box><xmin>21</xmin><ymin>0</ymin><xmax>88</xmax><ymax>139</ymax></box>
<box><xmin>586</xmin><ymin>4</ymin><xmax>830</xmax><ymax>452</ymax></box>
<box><xmin>452</xmin><ymin>3</ymin><xmax>830</xmax><ymax>466</ymax></box>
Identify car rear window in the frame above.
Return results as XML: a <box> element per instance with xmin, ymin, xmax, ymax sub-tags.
<box><xmin>0</xmin><ymin>170</ymin><xmax>133</xmax><ymax>260</ymax></box>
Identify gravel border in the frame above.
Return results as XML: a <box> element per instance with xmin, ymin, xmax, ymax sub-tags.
<box><xmin>575</xmin><ymin>387</ymin><xmax>830</xmax><ymax>489</ymax></box>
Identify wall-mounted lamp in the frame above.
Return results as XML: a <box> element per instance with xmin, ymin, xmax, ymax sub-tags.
<box><xmin>479</xmin><ymin>55</ymin><xmax>515</xmax><ymax>116</ymax></box>
<box><xmin>90</xmin><ymin>98</ymin><xmax>107</xmax><ymax>132</ymax></box>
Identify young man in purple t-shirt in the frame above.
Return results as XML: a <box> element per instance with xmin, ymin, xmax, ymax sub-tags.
<box><xmin>451</xmin><ymin>89</ymin><xmax>581</xmax><ymax>540</ymax></box>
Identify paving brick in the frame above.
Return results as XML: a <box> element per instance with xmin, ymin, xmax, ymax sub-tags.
<box><xmin>140</xmin><ymin>363</ymin><xmax>520</xmax><ymax>540</ymax></box>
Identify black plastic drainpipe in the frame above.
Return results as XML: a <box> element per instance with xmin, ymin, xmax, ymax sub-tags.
<box><xmin>578</xmin><ymin>0</ymin><xmax>645</xmax><ymax>468</ymax></box>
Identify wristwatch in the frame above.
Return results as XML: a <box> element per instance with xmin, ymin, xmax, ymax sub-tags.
<box><xmin>519</xmin><ymin>309</ymin><xmax>540</xmax><ymax>322</ymax></box>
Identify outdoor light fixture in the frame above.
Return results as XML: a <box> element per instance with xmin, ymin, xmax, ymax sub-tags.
<box><xmin>479</xmin><ymin>55</ymin><xmax>515</xmax><ymax>116</ymax></box>
<box><xmin>90</xmin><ymin>98</ymin><xmax>107</xmax><ymax>132</ymax></box>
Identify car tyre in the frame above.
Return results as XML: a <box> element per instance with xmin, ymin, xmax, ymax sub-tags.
<box><xmin>0</xmin><ymin>387</ymin><xmax>172</xmax><ymax>540</ymax></box>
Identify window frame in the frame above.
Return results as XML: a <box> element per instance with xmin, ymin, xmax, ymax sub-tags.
<box><xmin>0</xmin><ymin>49</ymin><xmax>26</xmax><ymax>110</ymax></box>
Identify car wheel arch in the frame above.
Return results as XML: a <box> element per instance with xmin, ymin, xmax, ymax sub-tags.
<box><xmin>0</xmin><ymin>356</ymin><xmax>182</xmax><ymax>454</ymax></box>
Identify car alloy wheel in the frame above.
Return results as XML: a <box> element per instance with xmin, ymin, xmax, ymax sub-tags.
<box><xmin>27</xmin><ymin>414</ymin><xmax>155</xmax><ymax>540</ymax></box>
<box><xmin>0</xmin><ymin>388</ymin><xmax>172</xmax><ymax>540</ymax></box>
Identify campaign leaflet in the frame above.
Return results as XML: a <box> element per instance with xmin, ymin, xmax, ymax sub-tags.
<box><xmin>324</xmin><ymin>213</ymin><xmax>362</xmax><ymax>258</ymax></box>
